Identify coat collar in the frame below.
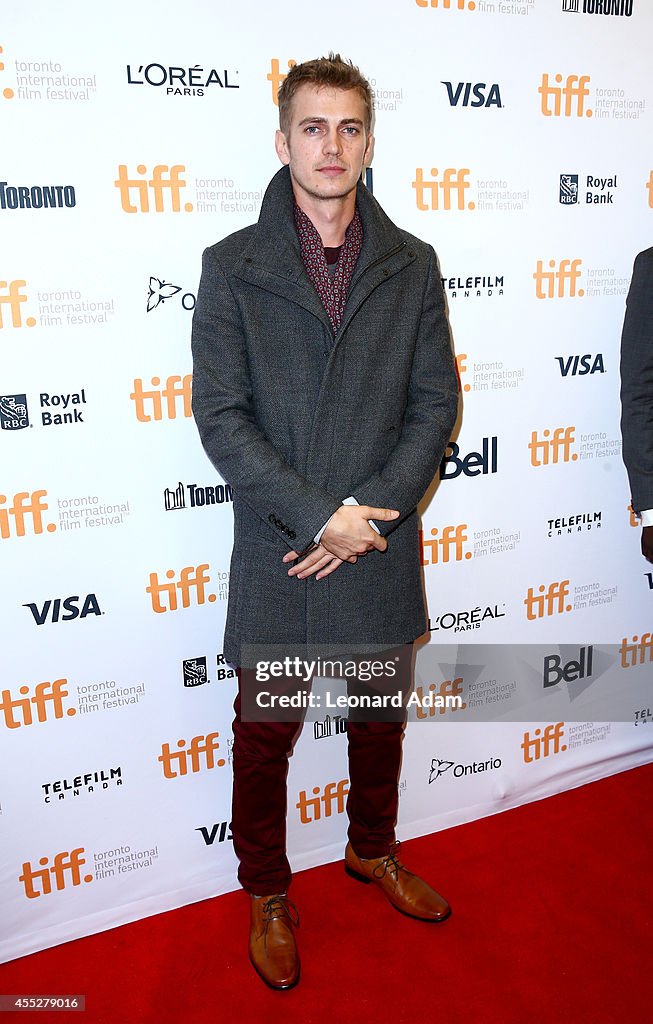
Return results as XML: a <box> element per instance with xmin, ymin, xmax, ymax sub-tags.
<box><xmin>234</xmin><ymin>166</ymin><xmax>413</xmax><ymax>332</ymax></box>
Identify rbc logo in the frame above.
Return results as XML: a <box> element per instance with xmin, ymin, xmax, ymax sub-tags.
<box><xmin>440</xmin><ymin>437</ymin><xmax>497</xmax><ymax>480</ymax></box>
<box><xmin>115</xmin><ymin>165</ymin><xmax>192</xmax><ymax>213</ymax></box>
<box><xmin>442</xmin><ymin>82</ymin><xmax>501</xmax><ymax>107</ymax></box>
<box><xmin>0</xmin><ymin>394</ymin><xmax>29</xmax><ymax>429</ymax></box>
<box><xmin>539</xmin><ymin>74</ymin><xmax>592</xmax><ymax>118</ymax></box>
<box><xmin>559</xmin><ymin>174</ymin><xmax>579</xmax><ymax>204</ymax></box>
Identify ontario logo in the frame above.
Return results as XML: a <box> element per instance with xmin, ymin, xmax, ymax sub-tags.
<box><xmin>146</xmin><ymin>277</ymin><xmax>195</xmax><ymax>312</ymax></box>
<box><xmin>428</xmin><ymin>755</ymin><xmax>501</xmax><ymax>782</ymax></box>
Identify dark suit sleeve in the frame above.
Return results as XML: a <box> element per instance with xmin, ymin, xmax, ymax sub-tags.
<box><xmin>620</xmin><ymin>248</ymin><xmax>653</xmax><ymax>514</ymax></box>
<box><xmin>351</xmin><ymin>247</ymin><xmax>459</xmax><ymax>535</ymax></box>
<box><xmin>191</xmin><ymin>247</ymin><xmax>341</xmax><ymax>552</ymax></box>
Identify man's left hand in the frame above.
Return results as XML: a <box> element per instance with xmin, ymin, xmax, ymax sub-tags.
<box><xmin>283</xmin><ymin>543</ymin><xmax>350</xmax><ymax>580</ymax></box>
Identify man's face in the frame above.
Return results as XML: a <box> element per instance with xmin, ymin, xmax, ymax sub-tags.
<box><xmin>275</xmin><ymin>84</ymin><xmax>373</xmax><ymax>206</ymax></box>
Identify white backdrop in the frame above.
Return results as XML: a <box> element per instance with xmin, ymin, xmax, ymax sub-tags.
<box><xmin>2</xmin><ymin>0</ymin><xmax>653</xmax><ymax>963</ymax></box>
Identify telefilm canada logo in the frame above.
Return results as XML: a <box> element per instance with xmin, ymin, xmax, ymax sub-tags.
<box><xmin>125</xmin><ymin>62</ymin><xmax>239</xmax><ymax>97</ymax></box>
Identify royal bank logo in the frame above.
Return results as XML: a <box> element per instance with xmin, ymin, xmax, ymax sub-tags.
<box><xmin>539</xmin><ymin>75</ymin><xmax>592</xmax><ymax>118</ymax></box>
<box><xmin>562</xmin><ymin>1</ymin><xmax>633</xmax><ymax>15</ymax></box>
<box><xmin>413</xmin><ymin>168</ymin><xmax>474</xmax><ymax>211</ymax></box>
<box><xmin>126</xmin><ymin>62</ymin><xmax>238</xmax><ymax>97</ymax></box>
<box><xmin>115</xmin><ymin>165</ymin><xmax>193</xmax><ymax>213</ymax></box>
<box><xmin>182</xmin><ymin>657</ymin><xmax>208</xmax><ymax>687</ymax></box>
<box><xmin>164</xmin><ymin>481</ymin><xmax>233</xmax><ymax>511</ymax></box>
<box><xmin>559</xmin><ymin>174</ymin><xmax>578</xmax><ymax>204</ymax></box>
<box><xmin>442</xmin><ymin>81</ymin><xmax>502</xmax><ymax>108</ymax></box>
<box><xmin>429</xmin><ymin>754</ymin><xmax>501</xmax><ymax>782</ymax></box>
<box><xmin>0</xmin><ymin>394</ymin><xmax>29</xmax><ymax>429</ymax></box>
<box><xmin>0</xmin><ymin>280</ymin><xmax>37</xmax><ymax>328</ymax></box>
<box><xmin>19</xmin><ymin>848</ymin><xmax>93</xmax><ymax>898</ymax></box>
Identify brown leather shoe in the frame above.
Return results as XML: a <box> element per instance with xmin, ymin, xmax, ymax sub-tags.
<box><xmin>248</xmin><ymin>894</ymin><xmax>300</xmax><ymax>990</ymax></box>
<box><xmin>345</xmin><ymin>841</ymin><xmax>451</xmax><ymax>923</ymax></box>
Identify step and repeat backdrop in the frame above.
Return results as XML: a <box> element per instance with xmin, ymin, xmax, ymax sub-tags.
<box><xmin>2</xmin><ymin>0</ymin><xmax>653</xmax><ymax>962</ymax></box>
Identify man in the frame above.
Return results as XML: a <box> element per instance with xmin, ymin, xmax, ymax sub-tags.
<box><xmin>621</xmin><ymin>247</ymin><xmax>653</xmax><ymax>564</ymax></box>
<box><xmin>191</xmin><ymin>54</ymin><xmax>459</xmax><ymax>990</ymax></box>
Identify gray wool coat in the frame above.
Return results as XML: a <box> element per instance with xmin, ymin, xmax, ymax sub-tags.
<box><xmin>620</xmin><ymin>247</ymin><xmax>653</xmax><ymax>515</ymax></box>
<box><xmin>191</xmin><ymin>166</ymin><xmax>459</xmax><ymax>666</ymax></box>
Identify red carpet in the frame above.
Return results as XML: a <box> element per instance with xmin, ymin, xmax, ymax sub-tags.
<box><xmin>2</xmin><ymin>763</ymin><xmax>652</xmax><ymax>1024</ymax></box>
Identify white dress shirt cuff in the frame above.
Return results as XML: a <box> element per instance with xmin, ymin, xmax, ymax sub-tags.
<box><xmin>313</xmin><ymin>495</ymin><xmax>380</xmax><ymax>544</ymax></box>
<box><xmin>639</xmin><ymin>508</ymin><xmax>653</xmax><ymax>527</ymax></box>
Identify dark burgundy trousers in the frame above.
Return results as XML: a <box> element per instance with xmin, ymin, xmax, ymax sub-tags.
<box><xmin>231</xmin><ymin>650</ymin><xmax>411</xmax><ymax>895</ymax></box>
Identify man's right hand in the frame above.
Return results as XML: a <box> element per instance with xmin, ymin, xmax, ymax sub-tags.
<box><xmin>321</xmin><ymin>504</ymin><xmax>400</xmax><ymax>561</ymax></box>
<box><xmin>642</xmin><ymin>525</ymin><xmax>653</xmax><ymax>564</ymax></box>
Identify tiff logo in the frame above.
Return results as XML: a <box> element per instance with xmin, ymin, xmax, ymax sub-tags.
<box><xmin>533</xmin><ymin>259</ymin><xmax>584</xmax><ymax>299</ymax></box>
<box><xmin>619</xmin><ymin>633</ymin><xmax>653</xmax><ymax>669</ymax></box>
<box><xmin>267</xmin><ymin>58</ymin><xmax>297</xmax><ymax>104</ymax></box>
<box><xmin>1</xmin><ymin>679</ymin><xmax>76</xmax><ymax>729</ymax></box>
<box><xmin>647</xmin><ymin>171</ymin><xmax>653</xmax><ymax>209</ymax></box>
<box><xmin>528</xmin><ymin>427</ymin><xmax>577</xmax><ymax>466</ymax></box>
<box><xmin>158</xmin><ymin>733</ymin><xmax>225</xmax><ymax>778</ymax></box>
<box><xmin>146</xmin><ymin>564</ymin><xmax>215</xmax><ymax>613</ymax></box>
<box><xmin>539</xmin><ymin>74</ymin><xmax>592</xmax><ymax>118</ymax></box>
<box><xmin>114</xmin><ymin>165</ymin><xmax>193</xmax><ymax>213</ymax></box>
<box><xmin>524</xmin><ymin>580</ymin><xmax>571</xmax><ymax>620</ymax></box>
<box><xmin>521</xmin><ymin>723</ymin><xmax>566</xmax><ymax>762</ymax></box>
<box><xmin>19</xmin><ymin>849</ymin><xmax>93</xmax><ymax>899</ymax></box>
<box><xmin>0</xmin><ymin>280</ymin><xmax>36</xmax><ymax>328</ymax></box>
<box><xmin>412</xmin><ymin>168</ymin><xmax>473</xmax><ymax>211</ymax></box>
<box><xmin>0</xmin><ymin>491</ymin><xmax>56</xmax><ymax>539</ymax></box>
<box><xmin>420</xmin><ymin>525</ymin><xmax>472</xmax><ymax>565</ymax></box>
<box><xmin>296</xmin><ymin>780</ymin><xmax>349</xmax><ymax>823</ymax></box>
<box><xmin>130</xmin><ymin>375</ymin><xmax>192</xmax><ymax>422</ymax></box>
<box><xmin>415</xmin><ymin>0</ymin><xmax>477</xmax><ymax>9</ymax></box>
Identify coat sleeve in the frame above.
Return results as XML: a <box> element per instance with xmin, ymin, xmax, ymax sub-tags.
<box><xmin>620</xmin><ymin>248</ymin><xmax>653</xmax><ymax>515</ymax></box>
<box><xmin>351</xmin><ymin>247</ymin><xmax>459</xmax><ymax>535</ymax></box>
<box><xmin>191</xmin><ymin>246</ymin><xmax>341</xmax><ymax>552</ymax></box>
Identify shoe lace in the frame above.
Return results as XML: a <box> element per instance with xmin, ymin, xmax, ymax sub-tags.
<box><xmin>372</xmin><ymin>841</ymin><xmax>407</xmax><ymax>882</ymax></box>
<box><xmin>261</xmin><ymin>896</ymin><xmax>300</xmax><ymax>949</ymax></box>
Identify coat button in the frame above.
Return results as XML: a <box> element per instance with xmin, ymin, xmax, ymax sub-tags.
<box><xmin>407</xmin><ymin>250</ymin><xmax>414</xmax><ymax>257</ymax></box>
<box><xmin>289</xmin><ymin>531</ymin><xmax>296</xmax><ymax>540</ymax></box>
<box><xmin>383</xmin><ymin>269</ymin><xmax>389</xmax><ymax>277</ymax></box>
<box><xmin>245</xmin><ymin>257</ymin><xmax>252</xmax><ymax>264</ymax></box>
<box><xmin>268</xmin><ymin>514</ymin><xmax>275</xmax><ymax>523</ymax></box>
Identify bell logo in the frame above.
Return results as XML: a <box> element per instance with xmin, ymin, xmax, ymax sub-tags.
<box><xmin>543</xmin><ymin>646</ymin><xmax>593</xmax><ymax>687</ymax></box>
<box><xmin>130</xmin><ymin>375</ymin><xmax>192</xmax><ymax>422</ymax></box>
<box><xmin>147</xmin><ymin>564</ymin><xmax>213</xmax><ymax>613</ymax></box>
<box><xmin>646</xmin><ymin>171</ymin><xmax>653</xmax><ymax>208</ymax></box>
<box><xmin>158</xmin><ymin>733</ymin><xmax>225</xmax><ymax>778</ymax></box>
<box><xmin>528</xmin><ymin>427</ymin><xmax>577</xmax><ymax>466</ymax></box>
<box><xmin>412</xmin><ymin>168</ymin><xmax>474</xmax><ymax>211</ymax></box>
<box><xmin>538</xmin><ymin>74</ymin><xmax>592</xmax><ymax>118</ymax></box>
<box><xmin>114</xmin><ymin>165</ymin><xmax>193</xmax><ymax>213</ymax></box>
<box><xmin>533</xmin><ymin>259</ymin><xmax>584</xmax><ymax>299</ymax></box>
<box><xmin>420</xmin><ymin>525</ymin><xmax>472</xmax><ymax>565</ymax></box>
<box><xmin>416</xmin><ymin>0</ymin><xmax>477</xmax><ymax>10</ymax></box>
<box><xmin>1</xmin><ymin>678</ymin><xmax>76</xmax><ymax>729</ymax></box>
<box><xmin>19</xmin><ymin>849</ymin><xmax>93</xmax><ymax>899</ymax></box>
<box><xmin>521</xmin><ymin>723</ymin><xmax>566</xmax><ymax>763</ymax></box>
<box><xmin>296</xmin><ymin>779</ymin><xmax>349</xmax><ymax>823</ymax></box>
<box><xmin>440</xmin><ymin>437</ymin><xmax>497</xmax><ymax>480</ymax></box>
<box><xmin>268</xmin><ymin>58</ymin><xmax>297</xmax><ymax>105</ymax></box>
<box><xmin>0</xmin><ymin>280</ymin><xmax>36</xmax><ymax>328</ymax></box>
<box><xmin>0</xmin><ymin>491</ymin><xmax>56</xmax><ymax>539</ymax></box>
<box><xmin>523</xmin><ymin>580</ymin><xmax>571</xmax><ymax>620</ymax></box>
<box><xmin>0</xmin><ymin>44</ymin><xmax>14</xmax><ymax>99</ymax></box>
<box><xmin>619</xmin><ymin>634</ymin><xmax>653</xmax><ymax>669</ymax></box>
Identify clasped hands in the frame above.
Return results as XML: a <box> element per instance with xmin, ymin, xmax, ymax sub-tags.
<box><xmin>282</xmin><ymin>504</ymin><xmax>400</xmax><ymax>581</ymax></box>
